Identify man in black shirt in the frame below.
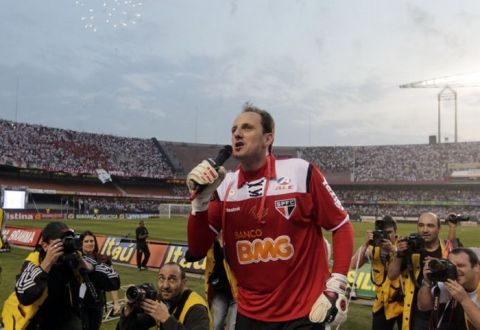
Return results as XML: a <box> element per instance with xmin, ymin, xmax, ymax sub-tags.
<box><xmin>135</xmin><ymin>220</ymin><xmax>150</xmax><ymax>271</ymax></box>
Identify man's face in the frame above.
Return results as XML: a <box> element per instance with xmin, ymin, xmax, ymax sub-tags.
<box><xmin>448</xmin><ymin>252</ymin><xmax>479</xmax><ymax>287</ymax></box>
<box><xmin>139</xmin><ymin>221</ymin><xmax>144</xmax><ymax>227</ymax></box>
<box><xmin>417</xmin><ymin>214</ymin><xmax>440</xmax><ymax>243</ymax></box>
<box><xmin>157</xmin><ymin>264</ymin><xmax>185</xmax><ymax>301</ymax></box>
<box><xmin>231</xmin><ymin>112</ymin><xmax>273</xmax><ymax>163</ymax></box>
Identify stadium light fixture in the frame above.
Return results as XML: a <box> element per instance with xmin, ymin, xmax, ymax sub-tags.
<box><xmin>399</xmin><ymin>72</ymin><xmax>480</xmax><ymax>143</ymax></box>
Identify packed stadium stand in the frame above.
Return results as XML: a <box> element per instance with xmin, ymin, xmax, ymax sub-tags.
<box><xmin>1</xmin><ymin>118</ymin><xmax>480</xmax><ymax>221</ymax></box>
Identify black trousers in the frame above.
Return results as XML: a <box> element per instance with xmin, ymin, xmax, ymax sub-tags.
<box><xmin>80</xmin><ymin>305</ymin><xmax>103</xmax><ymax>330</ymax></box>
<box><xmin>235</xmin><ymin>312</ymin><xmax>325</xmax><ymax>330</ymax></box>
<box><xmin>372</xmin><ymin>308</ymin><xmax>402</xmax><ymax>330</ymax></box>
<box><xmin>136</xmin><ymin>243</ymin><xmax>150</xmax><ymax>268</ymax></box>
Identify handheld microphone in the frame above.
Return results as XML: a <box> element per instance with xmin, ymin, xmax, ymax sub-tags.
<box><xmin>189</xmin><ymin>145</ymin><xmax>233</xmax><ymax>201</ymax></box>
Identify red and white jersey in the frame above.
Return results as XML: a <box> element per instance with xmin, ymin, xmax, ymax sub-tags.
<box><xmin>205</xmin><ymin>155</ymin><xmax>349</xmax><ymax>322</ymax></box>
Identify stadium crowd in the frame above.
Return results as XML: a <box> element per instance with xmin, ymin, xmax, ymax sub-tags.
<box><xmin>0</xmin><ymin>119</ymin><xmax>173</xmax><ymax>179</ymax></box>
<box><xmin>300</xmin><ymin>142</ymin><xmax>480</xmax><ymax>182</ymax></box>
<box><xmin>336</xmin><ymin>187</ymin><xmax>480</xmax><ymax>203</ymax></box>
<box><xmin>3</xmin><ymin>119</ymin><xmax>480</xmax><ymax>184</ymax></box>
<box><xmin>346</xmin><ymin>204</ymin><xmax>480</xmax><ymax>219</ymax></box>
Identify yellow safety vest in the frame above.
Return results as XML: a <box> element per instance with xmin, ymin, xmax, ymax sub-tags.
<box><xmin>204</xmin><ymin>243</ymin><xmax>238</xmax><ymax>301</ymax></box>
<box><xmin>370</xmin><ymin>246</ymin><xmax>404</xmax><ymax>320</ymax></box>
<box><xmin>1</xmin><ymin>251</ymin><xmax>48</xmax><ymax>330</ymax></box>
<box><xmin>177</xmin><ymin>291</ymin><xmax>212</xmax><ymax>330</ymax></box>
<box><xmin>401</xmin><ymin>239</ymin><xmax>448</xmax><ymax>330</ymax></box>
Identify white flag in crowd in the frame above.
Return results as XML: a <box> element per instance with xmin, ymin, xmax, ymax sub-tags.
<box><xmin>96</xmin><ymin>169</ymin><xmax>112</xmax><ymax>184</ymax></box>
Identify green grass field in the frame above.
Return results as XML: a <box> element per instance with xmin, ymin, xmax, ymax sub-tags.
<box><xmin>1</xmin><ymin>218</ymin><xmax>478</xmax><ymax>329</ymax></box>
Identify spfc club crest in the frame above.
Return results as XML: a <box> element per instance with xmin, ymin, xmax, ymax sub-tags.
<box><xmin>275</xmin><ymin>198</ymin><xmax>296</xmax><ymax>220</ymax></box>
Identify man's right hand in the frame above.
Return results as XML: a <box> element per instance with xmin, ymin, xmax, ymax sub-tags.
<box><xmin>364</xmin><ymin>230</ymin><xmax>373</xmax><ymax>246</ymax></box>
<box><xmin>422</xmin><ymin>257</ymin><xmax>433</xmax><ymax>286</ymax></box>
<box><xmin>186</xmin><ymin>160</ymin><xmax>225</xmax><ymax>214</ymax></box>
<box><xmin>40</xmin><ymin>239</ymin><xmax>63</xmax><ymax>273</ymax></box>
<box><xmin>395</xmin><ymin>239</ymin><xmax>409</xmax><ymax>258</ymax></box>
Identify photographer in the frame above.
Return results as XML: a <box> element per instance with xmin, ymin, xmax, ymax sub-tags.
<box><xmin>3</xmin><ymin>221</ymin><xmax>119</xmax><ymax>329</ymax></box>
<box><xmin>388</xmin><ymin>212</ymin><xmax>461</xmax><ymax>330</ymax></box>
<box><xmin>350</xmin><ymin>215</ymin><xmax>403</xmax><ymax>330</ymax></box>
<box><xmin>417</xmin><ymin>248</ymin><xmax>480</xmax><ymax>329</ymax></box>
<box><xmin>117</xmin><ymin>262</ymin><xmax>210</xmax><ymax>330</ymax></box>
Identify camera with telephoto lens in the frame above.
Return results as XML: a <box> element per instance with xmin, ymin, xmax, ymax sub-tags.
<box><xmin>398</xmin><ymin>233</ymin><xmax>425</xmax><ymax>257</ymax></box>
<box><xmin>428</xmin><ymin>258</ymin><xmax>457</xmax><ymax>283</ymax></box>
<box><xmin>126</xmin><ymin>283</ymin><xmax>157</xmax><ymax>309</ymax></box>
<box><xmin>447</xmin><ymin>214</ymin><xmax>470</xmax><ymax>225</ymax></box>
<box><xmin>369</xmin><ymin>219</ymin><xmax>389</xmax><ymax>246</ymax></box>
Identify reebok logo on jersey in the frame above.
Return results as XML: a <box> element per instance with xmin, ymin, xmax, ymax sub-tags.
<box><xmin>275</xmin><ymin>198</ymin><xmax>296</xmax><ymax>220</ymax></box>
<box><xmin>226</xmin><ymin>207</ymin><xmax>240</xmax><ymax>213</ymax></box>
<box><xmin>236</xmin><ymin>235</ymin><xmax>294</xmax><ymax>265</ymax></box>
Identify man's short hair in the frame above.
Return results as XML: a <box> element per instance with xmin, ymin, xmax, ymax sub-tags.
<box><xmin>418</xmin><ymin>212</ymin><xmax>441</xmax><ymax>228</ymax></box>
<box><xmin>242</xmin><ymin>102</ymin><xmax>275</xmax><ymax>153</ymax></box>
<box><xmin>382</xmin><ymin>215</ymin><xmax>397</xmax><ymax>231</ymax></box>
<box><xmin>162</xmin><ymin>261</ymin><xmax>186</xmax><ymax>279</ymax></box>
<box><xmin>41</xmin><ymin>221</ymin><xmax>74</xmax><ymax>242</ymax></box>
<box><xmin>450</xmin><ymin>247</ymin><xmax>480</xmax><ymax>268</ymax></box>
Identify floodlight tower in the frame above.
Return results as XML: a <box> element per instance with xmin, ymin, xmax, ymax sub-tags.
<box><xmin>400</xmin><ymin>73</ymin><xmax>480</xmax><ymax>143</ymax></box>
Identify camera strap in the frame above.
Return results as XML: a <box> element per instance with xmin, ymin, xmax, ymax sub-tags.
<box><xmin>80</xmin><ymin>270</ymin><xmax>99</xmax><ymax>302</ymax></box>
<box><xmin>407</xmin><ymin>255</ymin><xmax>421</xmax><ymax>289</ymax></box>
<box><xmin>349</xmin><ymin>244</ymin><xmax>368</xmax><ymax>302</ymax></box>
<box><xmin>369</xmin><ymin>246</ymin><xmax>387</xmax><ymax>287</ymax></box>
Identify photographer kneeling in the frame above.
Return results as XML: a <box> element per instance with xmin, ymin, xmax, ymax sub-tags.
<box><xmin>417</xmin><ymin>247</ymin><xmax>480</xmax><ymax>329</ymax></box>
<box><xmin>2</xmin><ymin>221</ymin><xmax>120</xmax><ymax>330</ymax></box>
<box><xmin>117</xmin><ymin>262</ymin><xmax>210</xmax><ymax>330</ymax></box>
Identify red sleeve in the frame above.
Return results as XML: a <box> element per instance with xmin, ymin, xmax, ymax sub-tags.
<box><xmin>331</xmin><ymin>221</ymin><xmax>354</xmax><ymax>275</ymax></box>
<box><xmin>309</xmin><ymin>165</ymin><xmax>353</xmax><ymax>275</ymax></box>
<box><xmin>187</xmin><ymin>196</ymin><xmax>222</xmax><ymax>258</ymax></box>
<box><xmin>309</xmin><ymin>165</ymin><xmax>348</xmax><ymax>230</ymax></box>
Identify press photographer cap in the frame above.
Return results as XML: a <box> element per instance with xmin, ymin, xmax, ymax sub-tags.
<box><xmin>41</xmin><ymin>221</ymin><xmax>75</xmax><ymax>241</ymax></box>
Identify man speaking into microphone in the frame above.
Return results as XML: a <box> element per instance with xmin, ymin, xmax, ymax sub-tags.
<box><xmin>186</xmin><ymin>103</ymin><xmax>354</xmax><ymax>329</ymax></box>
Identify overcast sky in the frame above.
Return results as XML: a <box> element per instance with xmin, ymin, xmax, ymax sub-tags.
<box><xmin>2</xmin><ymin>0</ymin><xmax>480</xmax><ymax>147</ymax></box>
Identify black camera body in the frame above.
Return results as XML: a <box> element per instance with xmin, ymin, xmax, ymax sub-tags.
<box><xmin>58</xmin><ymin>235</ymin><xmax>82</xmax><ymax>268</ymax></box>
<box><xmin>126</xmin><ymin>283</ymin><xmax>157</xmax><ymax>309</ymax></box>
<box><xmin>429</xmin><ymin>258</ymin><xmax>457</xmax><ymax>283</ymax></box>
<box><xmin>447</xmin><ymin>214</ymin><xmax>470</xmax><ymax>224</ymax></box>
<box><xmin>370</xmin><ymin>230</ymin><xmax>389</xmax><ymax>246</ymax></box>
<box><xmin>62</xmin><ymin>236</ymin><xmax>82</xmax><ymax>254</ymax></box>
<box><xmin>369</xmin><ymin>219</ymin><xmax>390</xmax><ymax>246</ymax></box>
<box><xmin>399</xmin><ymin>233</ymin><xmax>425</xmax><ymax>255</ymax></box>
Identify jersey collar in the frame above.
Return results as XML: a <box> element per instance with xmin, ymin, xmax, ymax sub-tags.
<box><xmin>237</xmin><ymin>154</ymin><xmax>277</xmax><ymax>188</ymax></box>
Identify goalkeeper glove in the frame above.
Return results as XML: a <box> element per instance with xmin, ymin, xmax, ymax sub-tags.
<box><xmin>309</xmin><ymin>273</ymin><xmax>349</xmax><ymax>326</ymax></box>
<box><xmin>187</xmin><ymin>160</ymin><xmax>225</xmax><ymax>214</ymax></box>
